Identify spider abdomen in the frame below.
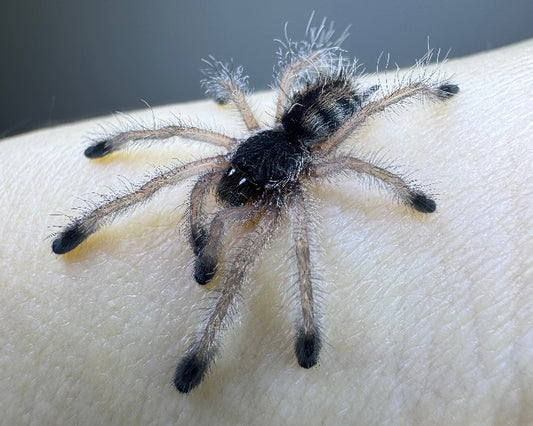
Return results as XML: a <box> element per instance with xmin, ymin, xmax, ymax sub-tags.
<box><xmin>281</xmin><ymin>78</ymin><xmax>362</xmax><ymax>147</ymax></box>
<box><xmin>217</xmin><ymin>130</ymin><xmax>306</xmax><ymax>206</ymax></box>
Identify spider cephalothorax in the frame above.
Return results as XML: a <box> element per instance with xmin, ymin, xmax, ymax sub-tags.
<box><xmin>52</xmin><ymin>17</ymin><xmax>458</xmax><ymax>393</ymax></box>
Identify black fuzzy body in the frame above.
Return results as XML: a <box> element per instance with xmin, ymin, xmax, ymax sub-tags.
<box><xmin>217</xmin><ymin>130</ymin><xmax>307</xmax><ymax>206</ymax></box>
<box><xmin>217</xmin><ymin>77</ymin><xmax>362</xmax><ymax>206</ymax></box>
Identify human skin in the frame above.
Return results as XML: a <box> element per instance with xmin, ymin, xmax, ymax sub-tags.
<box><xmin>1</xmin><ymin>39</ymin><xmax>532</xmax><ymax>425</ymax></box>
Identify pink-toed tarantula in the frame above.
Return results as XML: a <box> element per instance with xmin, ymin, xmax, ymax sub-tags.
<box><xmin>52</xmin><ymin>17</ymin><xmax>458</xmax><ymax>393</ymax></box>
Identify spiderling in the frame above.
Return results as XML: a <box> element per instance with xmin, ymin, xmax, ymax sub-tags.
<box><xmin>52</xmin><ymin>15</ymin><xmax>459</xmax><ymax>393</ymax></box>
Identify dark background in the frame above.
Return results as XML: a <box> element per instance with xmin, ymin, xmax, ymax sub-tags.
<box><xmin>1</xmin><ymin>0</ymin><xmax>532</xmax><ymax>137</ymax></box>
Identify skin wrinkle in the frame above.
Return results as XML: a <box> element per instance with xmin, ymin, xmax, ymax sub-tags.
<box><xmin>427</xmin><ymin>259</ymin><xmax>479</xmax><ymax>409</ymax></box>
<box><xmin>455</xmin><ymin>139</ymin><xmax>523</xmax><ymax>408</ymax></box>
<box><xmin>0</xmin><ymin>39</ymin><xmax>532</xmax><ymax>424</ymax></box>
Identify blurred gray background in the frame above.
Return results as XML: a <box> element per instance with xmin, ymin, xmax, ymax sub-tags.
<box><xmin>1</xmin><ymin>0</ymin><xmax>532</xmax><ymax>137</ymax></box>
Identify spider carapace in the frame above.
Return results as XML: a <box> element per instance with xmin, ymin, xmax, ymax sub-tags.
<box><xmin>52</xmin><ymin>16</ymin><xmax>458</xmax><ymax>393</ymax></box>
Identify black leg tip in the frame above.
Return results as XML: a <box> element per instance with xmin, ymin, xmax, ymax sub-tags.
<box><xmin>174</xmin><ymin>353</ymin><xmax>209</xmax><ymax>393</ymax></box>
<box><xmin>52</xmin><ymin>225</ymin><xmax>86</xmax><ymax>254</ymax></box>
<box><xmin>194</xmin><ymin>255</ymin><xmax>217</xmax><ymax>285</ymax></box>
<box><xmin>410</xmin><ymin>192</ymin><xmax>436</xmax><ymax>213</ymax></box>
<box><xmin>84</xmin><ymin>140</ymin><xmax>112</xmax><ymax>158</ymax></box>
<box><xmin>295</xmin><ymin>330</ymin><xmax>321</xmax><ymax>369</ymax></box>
<box><xmin>437</xmin><ymin>84</ymin><xmax>460</xmax><ymax>98</ymax></box>
<box><xmin>213</xmin><ymin>94</ymin><xmax>230</xmax><ymax>105</ymax></box>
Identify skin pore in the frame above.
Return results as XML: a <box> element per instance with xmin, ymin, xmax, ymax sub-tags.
<box><xmin>1</xmin><ymin>39</ymin><xmax>532</xmax><ymax>424</ymax></box>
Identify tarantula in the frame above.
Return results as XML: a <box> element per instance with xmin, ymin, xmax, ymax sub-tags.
<box><xmin>51</xmin><ymin>18</ymin><xmax>458</xmax><ymax>393</ymax></box>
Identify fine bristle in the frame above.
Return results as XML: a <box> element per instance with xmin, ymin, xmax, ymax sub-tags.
<box><xmin>84</xmin><ymin>140</ymin><xmax>112</xmax><ymax>158</ymax></box>
<box><xmin>410</xmin><ymin>192</ymin><xmax>437</xmax><ymax>213</ymax></box>
<box><xmin>295</xmin><ymin>329</ymin><xmax>321</xmax><ymax>369</ymax></box>
<box><xmin>52</xmin><ymin>225</ymin><xmax>86</xmax><ymax>254</ymax></box>
<box><xmin>174</xmin><ymin>352</ymin><xmax>209</xmax><ymax>393</ymax></box>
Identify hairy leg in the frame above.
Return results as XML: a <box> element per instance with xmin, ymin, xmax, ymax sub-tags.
<box><xmin>174</xmin><ymin>206</ymin><xmax>280</xmax><ymax>393</ymax></box>
<box><xmin>85</xmin><ymin>126</ymin><xmax>234</xmax><ymax>158</ymax></box>
<box><xmin>310</xmin><ymin>156</ymin><xmax>436</xmax><ymax>213</ymax></box>
<box><xmin>189</xmin><ymin>170</ymin><xmax>225</xmax><ymax>256</ymax></box>
<box><xmin>52</xmin><ymin>155</ymin><xmax>228</xmax><ymax>254</ymax></box>
<box><xmin>201</xmin><ymin>57</ymin><xmax>260</xmax><ymax>131</ymax></box>
<box><xmin>194</xmin><ymin>204</ymin><xmax>261</xmax><ymax>285</ymax></box>
<box><xmin>217</xmin><ymin>80</ymin><xmax>260</xmax><ymax>131</ymax></box>
<box><xmin>289</xmin><ymin>184</ymin><xmax>322</xmax><ymax>368</ymax></box>
<box><xmin>317</xmin><ymin>81</ymin><xmax>459</xmax><ymax>155</ymax></box>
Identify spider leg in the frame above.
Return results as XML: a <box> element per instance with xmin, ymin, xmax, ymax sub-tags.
<box><xmin>310</xmin><ymin>156</ymin><xmax>437</xmax><ymax>213</ymax></box>
<box><xmin>189</xmin><ymin>170</ymin><xmax>224</xmax><ymax>256</ymax></box>
<box><xmin>289</xmin><ymin>184</ymin><xmax>321</xmax><ymax>368</ymax></box>
<box><xmin>194</xmin><ymin>204</ymin><xmax>260</xmax><ymax>285</ymax></box>
<box><xmin>217</xmin><ymin>79</ymin><xmax>260</xmax><ymax>131</ymax></box>
<box><xmin>317</xmin><ymin>81</ymin><xmax>459</xmax><ymax>155</ymax></box>
<box><xmin>85</xmin><ymin>126</ymin><xmax>234</xmax><ymax>158</ymax></box>
<box><xmin>201</xmin><ymin>58</ymin><xmax>260</xmax><ymax>132</ymax></box>
<box><xmin>52</xmin><ymin>155</ymin><xmax>228</xmax><ymax>254</ymax></box>
<box><xmin>174</xmin><ymin>206</ymin><xmax>280</xmax><ymax>393</ymax></box>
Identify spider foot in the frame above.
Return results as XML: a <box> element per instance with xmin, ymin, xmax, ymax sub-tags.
<box><xmin>437</xmin><ymin>84</ymin><xmax>460</xmax><ymax>99</ymax></box>
<box><xmin>85</xmin><ymin>140</ymin><xmax>113</xmax><ymax>158</ymax></box>
<box><xmin>52</xmin><ymin>223</ymin><xmax>87</xmax><ymax>254</ymax></box>
<box><xmin>295</xmin><ymin>329</ymin><xmax>321</xmax><ymax>369</ymax></box>
<box><xmin>409</xmin><ymin>192</ymin><xmax>437</xmax><ymax>213</ymax></box>
<box><xmin>174</xmin><ymin>352</ymin><xmax>209</xmax><ymax>393</ymax></box>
